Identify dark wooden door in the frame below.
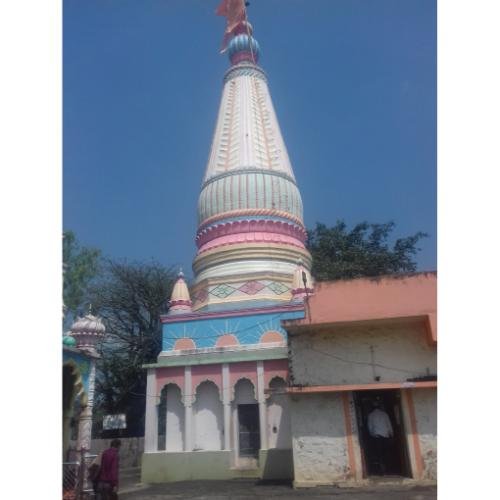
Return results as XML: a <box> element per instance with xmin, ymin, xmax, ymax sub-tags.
<box><xmin>238</xmin><ymin>404</ymin><xmax>260</xmax><ymax>457</ymax></box>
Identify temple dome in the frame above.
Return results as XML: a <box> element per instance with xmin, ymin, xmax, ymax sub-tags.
<box><xmin>227</xmin><ymin>34</ymin><xmax>260</xmax><ymax>64</ymax></box>
<box><xmin>69</xmin><ymin>313</ymin><xmax>106</xmax><ymax>352</ymax></box>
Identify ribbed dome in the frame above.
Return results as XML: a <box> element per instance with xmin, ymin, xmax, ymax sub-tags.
<box><xmin>71</xmin><ymin>314</ymin><xmax>106</xmax><ymax>336</ymax></box>
<box><xmin>69</xmin><ymin>313</ymin><xmax>105</xmax><ymax>351</ymax></box>
<box><xmin>227</xmin><ymin>34</ymin><xmax>260</xmax><ymax>64</ymax></box>
<box><xmin>198</xmin><ymin>170</ymin><xmax>303</xmax><ymax>227</ymax></box>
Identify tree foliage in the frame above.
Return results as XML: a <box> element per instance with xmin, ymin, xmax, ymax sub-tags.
<box><xmin>63</xmin><ymin>230</ymin><xmax>101</xmax><ymax>323</ymax></box>
<box><xmin>90</xmin><ymin>259</ymin><xmax>177</xmax><ymax>436</ymax></box>
<box><xmin>307</xmin><ymin>221</ymin><xmax>428</xmax><ymax>281</ymax></box>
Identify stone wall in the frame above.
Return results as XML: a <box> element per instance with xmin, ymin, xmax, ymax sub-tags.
<box><xmin>290</xmin><ymin>323</ymin><xmax>436</xmax><ymax>386</ymax></box>
<box><xmin>70</xmin><ymin>437</ymin><xmax>144</xmax><ymax>468</ymax></box>
<box><xmin>413</xmin><ymin>388</ymin><xmax>437</xmax><ymax>480</ymax></box>
<box><xmin>290</xmin><ymin>393</ymin><xmax>350</xmax><ymax>485</ymax></box>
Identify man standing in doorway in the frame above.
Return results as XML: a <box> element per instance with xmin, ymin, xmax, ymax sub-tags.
<box><xmin>96</xmin><ymin>439</ymin><xmax>121</xmax><ymax>499</ymax></box>
<box><xmin>367</xmin><ymin>400</ymin><xmax>393</xmax><ymax>474</ymax></box>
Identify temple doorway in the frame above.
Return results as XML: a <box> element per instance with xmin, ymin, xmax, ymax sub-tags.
<box><xmin>354</xmin><ymin>390</ymin><xmax>410</xmax><ymax>477</ymax></box>
<box><xmin>237</xmin><ymin>404</ymin><xmax>260</xmax><ymax>458</ymax></box>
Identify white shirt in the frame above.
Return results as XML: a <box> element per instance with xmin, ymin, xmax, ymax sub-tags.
<box><xmin>367</xmin><ymin>408</ymin><xmax>394</xmax><ymax>438</ymax></box>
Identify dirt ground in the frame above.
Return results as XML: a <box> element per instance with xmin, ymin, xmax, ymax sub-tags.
<box><xmin>119</xmin><ymin>478</ymin><xmax>437</xmax><ymax>500</ymax></box>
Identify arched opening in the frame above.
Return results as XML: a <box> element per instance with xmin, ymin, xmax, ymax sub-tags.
<box><xmin>193</xmin><ymin>381</ymin><xmax>223</xmax><ymax>451</ymax></box>
<box><xmin>267</xmin><ymin>377</ymin><xmax>291</xmax><ymax>449</ymax></box>
<box><xmin>158</xmin><ymin>384</ymin><xmax>184</xmax><ymax>452</ymax></box>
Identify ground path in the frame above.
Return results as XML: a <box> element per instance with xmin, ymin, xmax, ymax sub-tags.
<box><xmin>118</xmin><ymin>470</ymin><xmax>436</xmax><ymax>500</ymax></box>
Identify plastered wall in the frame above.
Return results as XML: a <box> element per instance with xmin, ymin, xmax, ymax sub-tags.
<box><xmin>290</xmin><ymin>323</ymin><xmax>436</xmax><ymax>386</ymax></box>
<box><xmin>413</xmin><ymin>388</ymin><xmax>437</xmax><ymax>479</ymax></box>
<box><xmin>290</xmin><ymin>393</ymin><xmax>350</xmax><ymax>484</ymax></box>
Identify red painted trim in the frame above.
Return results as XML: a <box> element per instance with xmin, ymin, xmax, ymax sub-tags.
<box><xmin>287</xmin><ymin>381</ymin><xmax>437</xmax><ymax>394</ymax></box>
<box><xmin>161</xmin><ymin>303</ymin><xmax>305</xmax><ymax>324</ymax></box>
<box><xmin>404</xmin><ymin>389</ymin><xmax>424</xmax><ymax>479</ymax></box>
<box><xmin>342</xmin><ymin>393</ymin><xmax>357</xmax><ymax>479</ymax></box>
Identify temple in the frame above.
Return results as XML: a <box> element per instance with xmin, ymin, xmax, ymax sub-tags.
<box><xmin>141</xmin><ymin>11</ymin><xmax>311</xmax><ymax>482</ymax></box>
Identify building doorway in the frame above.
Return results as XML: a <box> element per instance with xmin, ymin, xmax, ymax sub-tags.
<box><xmin>354</xmin><ymin>390</ymin><xmax>410</xmax><ymax>477</ymax></box>
<box><xmin>237</xmin><ymin>404</ymin><xmax>260</xmax><ymax>458</ymax></box>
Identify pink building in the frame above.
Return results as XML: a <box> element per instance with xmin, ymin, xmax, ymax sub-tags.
<box><xmin>282</xmin><ymin>273</ymin><xmax>437</xmax><ymax>487</ymax></box>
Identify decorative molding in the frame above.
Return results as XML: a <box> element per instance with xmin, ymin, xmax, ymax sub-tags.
<box><xmin>202</xmin><ymin>167</ymin><xmax>297</xmax><ymax>189</ymax></box>
<box><xmin>197</xmin><ymin>209</ymin><xmax>304</xmax><ymax>233</ymax></box>
<box><xmin>260</xmin><ymin>331</ymin><xmax>285</xmax><ymax>344</ymax></box>
<box><xmin>161</xmin><ymin>302</ymin><xmax>304</xmax><ymax>324</ymax></box>
<box><xmin>223</xmin><ymin>64</ymin><xmax>267</xmax><ymax>84</ymax></box>
<box><xmin>159</xmin><ymin>381</ymin><xmax>184</xmax><ymax>399</ymax></box>
<box><xmin>147</xmin><ymin>346</ymin><xmax>290</xmax><ymax>368</ymax></box>
<box><xmin>267</xmin><ymin>375</ymin><xmax>287</xmax><ymax>390</ymax></box>
<box><xmin>173</xmin><ymin>338</ymin><xmax>197</xmax><ymax>351</ymax></box>
<box><xmin>196</xmin><ymin>218</ymin><xmax>307</xmax><ymax>249</ymax></box>
<box><xmin>231</xmin><ymin>377</ymin><xmax>257</xmax><ymax>403</ymax></box>
<box><xmin>192</xmin><ymin>379</ymin><xmax>223</xmax><ymax>404</ymax></box>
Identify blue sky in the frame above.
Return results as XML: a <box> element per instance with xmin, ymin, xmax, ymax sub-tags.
<box><xmin>63</xmin><ymin>0</ymin><xmax>436</xmax><ymax>276</ymax></box>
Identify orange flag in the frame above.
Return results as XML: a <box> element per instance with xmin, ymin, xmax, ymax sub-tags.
<box><xmin>216</xmin><ymin>0</ymin><xmax>247</xmax><ymax>52</ymax></box>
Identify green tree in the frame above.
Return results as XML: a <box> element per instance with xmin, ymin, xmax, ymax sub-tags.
<box><xmin>63</xmin><ymin>231</ymin><xmax>101</xmax><ymax>323</ymax></box>
<box><xmin>307</xmin><ymin>221</ymin><xmax>428</xmax><ymax>281</ymax></box>
<box><xmin>90</xmin><ymin>259</ymin><xmax>177</xmax><ymax>436</ymax></box>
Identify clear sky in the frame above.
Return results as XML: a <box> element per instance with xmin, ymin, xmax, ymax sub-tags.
<box><xmin>63</xmin><ymin>0</ymin><xmax>436</xmax><ymax>277</ymax></box>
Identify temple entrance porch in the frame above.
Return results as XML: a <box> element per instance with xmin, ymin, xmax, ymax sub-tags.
<box><xmin>142</xmin><ymin>358</ymin><xmax>293</xmax><ymax>482</ymax></box>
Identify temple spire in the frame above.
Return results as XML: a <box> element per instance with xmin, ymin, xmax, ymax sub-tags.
<box><xmin>190</xmin><ymin>5</ymin><xmax>312</xmax><ymax>311</ymax></box>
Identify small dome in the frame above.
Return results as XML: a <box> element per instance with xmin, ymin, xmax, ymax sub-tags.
<box><xmin>228</xmin><ymin>34</ymin><xmax>260</xmax><ymax>64</ymax></box>
<box><xmin>63</xmin><ymin>335</ymin><xmax>77</xmax><ymax>347</ymax></box>
<box><xmin>69</xmin><ymin>313</ymin><xmax>106</xmax><ymax>352</ymax></box>
<box><xmin>71</xmin><ymin>314</ymin><xmax>106</xmax><ymax>336</ymax></box>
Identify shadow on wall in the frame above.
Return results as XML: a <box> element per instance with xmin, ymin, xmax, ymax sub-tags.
<box><xmin>194</xmin><ymin>380</ymin><xmax>223</xmax><ymax>451</ymax></box>
<box><xmin>261</xmin><ymin>377</ymin><xmax>293</xmax><ymax>480</ymax></box>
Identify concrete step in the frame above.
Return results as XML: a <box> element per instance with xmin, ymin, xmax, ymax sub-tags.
<box><xmin>229</xmin><ymin>467</ymin><xmax>260</xmax><ymax>478</ymax></box>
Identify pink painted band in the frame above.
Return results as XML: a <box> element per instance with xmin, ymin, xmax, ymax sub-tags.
<box><xmin>197</xmin><ymin>232</ymin><xmax>306</xmax><ymax>254</ymax></box>
<box><xmin>196</xmin><ymin>219</ymin><xmax>307</xmax><ymax>248</ymax></box>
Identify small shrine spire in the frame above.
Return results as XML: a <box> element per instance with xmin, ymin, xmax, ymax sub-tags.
<box><xmin>168</xmin><ymin>269</ymin><xmax>193</xmax><ymax>315</ymax></box>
